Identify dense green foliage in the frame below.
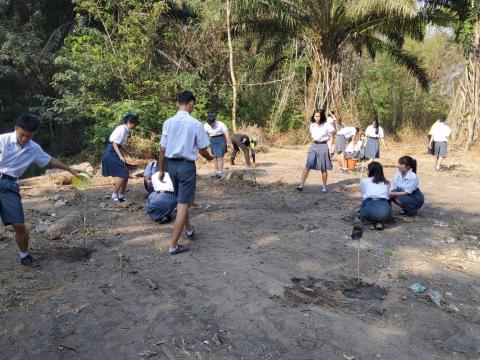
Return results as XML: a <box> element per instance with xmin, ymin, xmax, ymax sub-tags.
<box><xmin>0</xmin><ymin>0</ymin><xmax>471</xmax><ymax>158</ymax></box>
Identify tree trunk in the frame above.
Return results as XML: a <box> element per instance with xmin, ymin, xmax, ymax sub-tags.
<box><xmin>449</xmin><ymin>5</ymin><xmax>480</xmax><ymax>149</ymax></box>
<box><xmin>226</xmin><ymin>0</ymin><xmax>237</xmax><ymax>133</ymax></box>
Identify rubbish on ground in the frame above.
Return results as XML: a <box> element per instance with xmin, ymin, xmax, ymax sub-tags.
<box><xmin>343</xmin><ymin>354</ymin><xmax>356</xmax><ymax>360</ymax></box>
<box><xmin>428</xmin><ymin>290</ymin><xmax>443</xmax><ymax>307</ymax></box>
<box><xmin>433</xmin><ymin>220</ymin><xmax>448</xmax><ymax>227</ymax></box>
<box><xmin>138</xmin><ymin>350</ymin><xmax>157</xmax><ymax>358</ymax></box>
<box><xmin>72</xmin><ymin>172</ymin><xmax>92</xmax><ymax>191</ymax></box>
<box><xmin>409</xmin><ymin>282</ymin><xmax>427</xmax><ymax>293</ymax></box>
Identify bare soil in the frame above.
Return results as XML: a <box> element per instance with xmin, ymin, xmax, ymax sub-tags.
<box><xmin>1</xmin><ymin>143</ymin><xmax>479</xmax><ymax>360</ymax></box>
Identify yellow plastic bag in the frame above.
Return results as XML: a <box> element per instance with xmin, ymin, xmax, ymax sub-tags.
<box><xmin>72</xmin><ymin>172</ymin><xmax>91</xmax><ymax>191</ymax></box>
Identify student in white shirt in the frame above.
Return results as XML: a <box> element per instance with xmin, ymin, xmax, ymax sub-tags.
<box><xmin>345</xmin><ymin>132</ymin><xmax>366</xmax><ymax>160</ymax></box>
<box><xmin>0</xmin><ymin>114</ymin><xmax>81</xmax><ymax>267</ymax></box>
<box><xmin>101</xmin><ymin>113</ymin><xmax>139</xmax><ymax>202</ymax></box>
<box><xmin>335</xmin><ymin>126</ymin><xmax>359</xmax><ymax>172</ymax></box>
<box><xmin>428</xmin><ymin>115</ymin><xmax>452</xmax><ymax>171</ymax></box>
<box><xmin>389</xmin><ymin>156</ymin><xmax>424</xmax><ymax>216</ymax></box>
<box><xmin>204</xmin><ymin>113</ymin><xmax>230</xmax><ymax>178</ymax></box>
<box><xmin>296</xmin><ymin>109</ymin><xmax>335</xmax><ymax>193</ymax></box>
<box><xmin>144</xmin><ymin>171</ymin><xmax>177</xmax><ymax>223</ymax></box>
<box><xmin>360</xmin><ymin>161</ymin><xmax>392</xmax><ymax>230</ymax></box>
<box><xmin>158</xmin><ymin>91</ymin><xmax>213</xmax><ymax>255</ymax></box>
<box><xmin>427</xmin><ymin>119</ymin><xmax>440</xmax><ymax>155</ymax></box>
<box><xmin>364</xmin><ymin>117</ymin><xmax>386</xmax><ymax>164</ymax></box>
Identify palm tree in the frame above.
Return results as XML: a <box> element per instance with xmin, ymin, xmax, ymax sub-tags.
<box><xmin>234</xmin><ymin>0</ymin><xmax>429</xmax><ymax>119</ymax></box>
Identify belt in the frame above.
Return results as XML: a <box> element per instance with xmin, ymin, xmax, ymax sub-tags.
<box><xmin>210</xmin><ymin>134</ymin><xmax>225</xmax><ymax>138</ymax></box>
<box><xmin>368</xmin><ymin>136</ymin><xmax>379</xmax><ymax>139</ymax></box>
<box><xmin>156</xmin><ymin>190</ymin><xmax>174</xmax><ymax>195</ymax></box>
<box><xmin>313</xmin><ymin>141</ymin><xmax>328</xmax><ymax>144</ymax></box>
<box><xmin>0</xmin><ymin>173</ymin><xmax>17</xmax><ymax>181</ymax></box>
<box><xmin>365</xmin><ymin>198</ymin><xmax>388</xmax><ymax>202</ymax></box>
<box><xmin>167</xmin><ymin>158</ymin><xmax>194</xmax><ymax>163</ymax></box>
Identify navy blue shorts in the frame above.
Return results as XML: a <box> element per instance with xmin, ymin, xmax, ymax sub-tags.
<box><xmin>166</xmin><ymin>159</ymin><xmax>196</xmax><ymax>204</ymax></box>
<box><xmin>0</xmin><ymin>179</ymin><xmax>24</xmax><ymax>225</ymax></box>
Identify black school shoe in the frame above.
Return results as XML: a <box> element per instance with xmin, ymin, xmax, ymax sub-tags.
<box><xmin>185</xmin><ymin>227</ymin><xmax>196</xmax><ymax>241</ymax></box>
<box><xmin>20</xmin><ymin>255</ymin><xmax>40</xmax><ymax>268</ymax></box>
<box><xmin>169</xmin><ymin>244</ymin><xmax>189</xmax><ymax>255</ymax></box>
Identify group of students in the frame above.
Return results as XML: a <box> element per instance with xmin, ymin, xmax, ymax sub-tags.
<box><xmin>0</xmin><ymin>93</ymin><xmax>450</xmax><ymax>266</ymax></box>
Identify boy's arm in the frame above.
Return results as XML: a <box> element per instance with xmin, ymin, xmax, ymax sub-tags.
<box><xmin>49</xmin><ymin>158</ymin><xmax>81</xmax><ymax>175</ymax></box>
<box><xmin>199</xmin><ymin>147</ymin><xmax>213</xmax><ymax>161</ymax></box>
<box><xmin>158</xmin><ymin>147</ymin><xmax>166</xmax><ymax>181</ymax></box>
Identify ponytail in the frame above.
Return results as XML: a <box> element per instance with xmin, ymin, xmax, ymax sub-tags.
<box><xmin>122</xmin><ymin>112</ymin><xmax>139</xmax><ymax>125</ymax></box>
<box><xmin>399</xmin><ymin>155</ymin><xmax>417</xmax><ymax>173</ymax></box>
<box><xmin>374</xmin><ymin>115</ymin><xmax>379</xmax><ymax>135</ymax></box>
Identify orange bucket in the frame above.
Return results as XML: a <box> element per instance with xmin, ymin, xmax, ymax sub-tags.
<box><xmin>347</xmin><ymin>158</ymin><xmax>357</xmax><ymax>170</ymax></box>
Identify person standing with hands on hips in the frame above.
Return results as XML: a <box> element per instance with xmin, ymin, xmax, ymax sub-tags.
<box><xmin>158</xmin><ymin>91</ymin><xmax>213</xmax><ymax>255</ymax></box>
<box><xmin>0</xmin><ymin>114</ymin><xmax>81</xmax><ymax>268</ymax></box>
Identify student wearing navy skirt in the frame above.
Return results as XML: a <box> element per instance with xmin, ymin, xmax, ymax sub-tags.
<box><xmin>360</xmin><ymin>161</ymin><xmax>391</xmax><ymax>230</ymax></box>
<box><xmin>335</xmin><ymin>126</ymin><xmax>359</xmax><ymax>173</ymax></box>
<box><xmin>296</xmin><ymin>109</ymin><xmax>335</xmax><ymax>193</ymax></box>
<box><xmin>102</xmin><ymin>113</ymin><xmax>139</xmax><ymax>202</ymax></box>
<box><xmin>204</xmin><ymin>113</ymin><xmax>229</xmax><ymax>178</ymax></box>
<box><xmin>145</xmin><ymin>170</ymin><xmax>177</xmax><ymax>223</ymax></box>
<box><xmin>364</xmin><ymin>117</ymin><xmax>386</xmax><ymax>164</ymax></box>
<box><xmin>389</xmin><ymin>156</ymin><xmax>425</xmax><ymax>216</ymax></box>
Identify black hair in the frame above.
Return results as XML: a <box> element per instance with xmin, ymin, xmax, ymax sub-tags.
<box><xmin>122</xmin><ymin>112</ymin><xmax>139</xmax><ymax>125</ymax></box>
<box><xmin>399</xmin><ymin>155</ymin><xmax>417</xmax><ymax>174</ymax></box>
<box><xmin>16</xmin><ymin>113</ymin><xmax>40</xmax><ymax>132</ymax></box>
<box><xmin>439</xmin><ymin>115</ymin><xmax>447</xmax><ymax>122</ymax></box>
<box><xmin>355</xmin><ymin>127</ymin><xmax>360</xmax><ymax>133</ymax></box>
<box><xmin>373</xmin><ymin>115</ymin><xmax>379</xmax><ymax>135</ymax></box>
<box><xmin>177</xmin><ymin>90</ymin><xmax>196</xmax><ymax>105</ymax></box>
<box><xmin>367</xmin><ymin>161</ymin><xmax>389</xmax><ymax>184</ymax></box>
<box><xmin>206</xmin><ymin>113</ymin><xmax>216</xmax><ymax>124</ymax></box>
<box><xmin>310</xmin><ymin>108</ymin><xmax>327</xmax><ymax>125</ymax></box>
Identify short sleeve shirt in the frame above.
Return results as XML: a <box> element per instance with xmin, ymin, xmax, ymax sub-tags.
<box><xmin>361</xmin><ymin>177</ymin><xmax>389</xmax><ymax>200</ymax></box>
<box><xmin>390</xmin><ymin>170</ymin><xmax>419</xmax><ymax>194</ymax></box>
<box><xmin>310</xmin><ymin>122</ymin><xmax>335</xmax><ymax>142</ymax></box>
<box><xmin>204</xmin><ymin>121</ymin><xmax>228</xmax><ymax>137</ymax></box>
<box><xmin>152</xmin><ymin>171</ymin><xmax>175</xmax><ymax>192</ymax></box>
<box><xmin>109</xmin><ymin>124</ymin><xmax>130</xmax><ymax>146</ymax></box>
<box><xmin>143</xmin><ymin>161</ymin><xmax>158</xmax><ymax>179</ymax></box>
<box><xmin>431</xmin><ymin>123</ymin><xmax>452</xmax><ymax>142</ymax></box>
<box><xmin>0</xmin><ymin>131</ymin><xmax>52</xmax><ymax>178</ymax></box>
<box><xmin>160</xmin><ymin>110</ymin><xmax>210</xmax><ymax>161</ymax></box>
<box><xmin>337</xmin><ymin>126</ymin><xmax>357</xmax><ymax>139</ymax></box>
<box><xmin>365</xmin><ymin>125</ymin><xmax>384</xmax><ymax>139</ymax></box>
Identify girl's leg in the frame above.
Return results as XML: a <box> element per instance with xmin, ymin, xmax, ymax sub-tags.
<box><xmin>214</xmin><ymin>157</ymin><xmax>219</xmax><ymax>173</ymax></box>
<box><xmin>321</xmin><ymin>171</ymin><xmax>328</xmax><ymax>187</ymax></box>
<box><xmin>113</xmin><ymin>177</ymin><xmax>123</xmax><ymax>195</ymax></box>
<box><xmin>118</xmin><ymin>178</ymin><xmax>128</xmax><ymax>195</ymax></box>
<box><xmin>299</xmin><ymin>168</ymin><xmax>310</xmax><ymax>186</ymax></box>
<box><xmin>218</xmin><ymin>157</ymin><xmax>224</xmax><ymax>173</ymax></box>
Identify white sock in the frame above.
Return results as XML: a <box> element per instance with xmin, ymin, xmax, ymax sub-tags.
<box><xmin>169</xmin><ymin>246</ymin><xmax>178</xmax><ymax>254</ymax></box>
<box><xmin>112</xmin><ymin>192</ymin><xmax>118</xmax><ymax>199</ymax></box>
<box><xmin>186</xmin><ymin>228</ymin><xmax>194</xmax><ymax>236</ymax></box>
<box><xmin>19</xmin><ymin>251</ymin><xmax>29</xmax><ymax>259</ymax></box>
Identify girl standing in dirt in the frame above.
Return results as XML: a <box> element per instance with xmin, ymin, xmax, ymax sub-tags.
<box><xmin>296</xmin><ymin>109</ymin><xmax>335</xmax><ymax>193</ymax></box>
<box><xmin>102</xmin><ymin>113</ymin><xmax>140</xmax><ymax>202</ymax></box>
<box><xmin>360</xmin><ymin>161</ymin><xmax>391</xmax><ymax>230</ymax></box>
<box><xmin>204</xmin><ymin>113</ymin><xmax>229</xmax><ymax>178</ymax></box>
<box><xmin>389</xmin><ymin>156</ymin><xmax>424</xmax><ymax>216</ymax></box>
<box><xmin>364</xmin><ymin>117</ymin><xmax>386</xmax><ymax>164</ymax></box>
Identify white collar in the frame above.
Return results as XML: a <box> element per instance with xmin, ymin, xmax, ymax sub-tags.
<box><xmin>9</xmin><ymin>131</ymin><xmax>32</xmax><ymax>149</ymax></box>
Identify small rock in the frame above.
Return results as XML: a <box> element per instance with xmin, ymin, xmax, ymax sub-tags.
<box><xmin>211</xmin><ymin>332</ymin><xmax>222</xmax><ymax>345</ymax></box>
<box><xmin>433</xmin><ymin>220</ymin><xmax>448</xmax><ymax>228</ymax></box>
<box><xmin>35</xmin><ymin>224</ymin><xmax>49</xmax><ymax>234</ymax></box>
<box><xmin>98</xmin><ymin>202</ymin><xmax>107</xmax><ymax>209</ymax></box>
<box><xmin>446</xmin><ymin>237</ymin><xmax>456</xmax><ymax>244</ymax></box>
<box><xmin>343</xmin><ymin>354</ymin><xmax>356</xmax><ymax>360</ymax></box>
<box><xmin>53</xmin><ymin>194</ymin><xmax>61</xmax><ymax>201</ymax></box>
<box><xmin>138</xmin><ymin>350</ymin><xmax>157</xmax><ymax>358</ymax></box>
<box><xmin>368</xmin><ymin>304</ymin><xmax>386</xmax><ymax>316</ymax></box>
<box><xmin>54</xmin><ymin>199</ymin><xmax>68</xmax><ymax>208</ymax></box>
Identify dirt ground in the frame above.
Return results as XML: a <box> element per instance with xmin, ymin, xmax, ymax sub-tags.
<box><xmin>1</xmin><ymin>143</ymin><xmax>480</xmax><ymax>360</ymax></box>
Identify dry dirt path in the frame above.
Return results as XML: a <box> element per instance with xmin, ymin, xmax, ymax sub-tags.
<box><xmin>0</xmin><ymin>144</ymin><xmax>479</xmax><ymax>360</ymax></box>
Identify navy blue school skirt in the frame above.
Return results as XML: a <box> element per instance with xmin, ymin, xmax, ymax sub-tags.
<box><xmin>365</xmin><ymin>137</ymin><xmax>380</xmax><ymax>159</ymax></box>
<box><xmin>210</xmin><ymin>135</ymin><xmax>227</xmax><ymax>157</ymax></box>
<box><xmin>395</xmin><ymin>188</ymin><xmax>424</xmax><ymax>216</ymax></box>
<box><xmin>335</xmin><ymin>135</ymin><xmax>347</xmax><ymax>153</ymax></box>
<box><xmin>102</xmin><ymin>143</ymin><xmax>129</xmax><ymax>179</ymax></box>
<box><xmin>145</xmin><ymin>191</ymin><xmax>177</xmax><ymax>221</ymax></box>
<box><xmin>306</xmin><ymin>142</ymin><xmax>332</xmax><ymax>171</ymax></box>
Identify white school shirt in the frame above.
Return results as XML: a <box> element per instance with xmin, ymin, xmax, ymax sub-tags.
<box><xmin>310</xmin><ymin>122</ymin><xmax>335</xmax><ymax>142</ymax></box>
<box><xmin>431</xmin><ymin>122</ymin><xmax>452</xmax><ymax>142</ymax></box>
<box><xmin>345</xmin><ymin>141</ymin><xmax>355</xmax><ymax>153</ymax></box>
<box><xmin>337</xmin><ymin>126</ymin><xmax>357</xmax><ymax>139</ymax></box>
<box><xmin>0</xmin><ymin>131</ymin><xmax>52</xmax><ymax>178</ymax></box>
<box><xmin>355</xmin><ymin>139</ymin><xmax>365</xmax><ymax>151</ymax></box>
<box><xmin>390</xmin><ymin>169</ymin><xmax>419</xmax><ymax>194</ymax></box>
<box><xmin>327</xmin><ymin>116</ymin><xmax>335</xmax><ymax>124</ymax></box>
<box><xmin>160</xmin><ymin>110</ymin><xmax>210</xmax><ymax>161</ymax></box>
<box><xmin>365</xmin><ymin>125</ymin><xmax>384</xmax><ymax>139</ymax></box>
<box><xmin>109</xmin><ymin>124</ymin><xmax>130</xmax><ymax>146</ymax></box>
<box><xmin>204</xmin><ymin>120</ymin><xmax>228</xmax><ymax>137</ymax></box>
<box><xmin>152</xmin><ymin>171</ymin><xmax>174</xmax><ymax>192</ymax></box>
<box><xmin>360</xmin><ymin>177</ymin><xmax>389</xmax><ymax>200</ymax></box>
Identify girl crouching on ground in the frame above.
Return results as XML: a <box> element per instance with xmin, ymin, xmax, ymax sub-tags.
<box><xmin>389</xmin><ymin>156</ymin><xmax>424</xmax><ymax>216</ymax></box>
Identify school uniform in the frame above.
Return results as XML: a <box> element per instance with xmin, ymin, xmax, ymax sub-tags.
<box><xmin>360</xmin><ymin>177</ymin><xmax>391</xmax><ymax>222</ymax></box>
<box><xmin>0</xmin><ymin>131</ymin><xmax>52</xmax><ymax>225</ymax></box>
<box><xmin>306</xmin><ymin>122</ymin><xmax>334</xmax><ymax>171</ymax></box>
<box><xmin>204</xmin><ymin>121</ymin><xmax>228</xmax><ymax>158</ymax></box>
<box><xmin>160</xmin><ymin>110</ymin><xmax>210</xmax><ymax>204</ymax></box>
<box><xmin>143</xmin><ymin>160</ymin><xmax>157</xmax><ymax>193</ymax></box>
<box><xmin>431</xmin><ymin>122</ymin><xmax>452</xmax><ymax>158</ymax></box>
<box><xmin>145</xmin><ymin>172</ymin><xmax>177</xmax><ymax>222</ymax></box>
<box><xmin>390</xmin><ymin>170</ymin><xmax>424</xmax><ymax>216</ymax></box>
<box><xmin>231</xmin><ymin>134</ymin><xmax>254</xmax><ymax>166</ymax></box>
<box><xmin>364</xmin><ymin>125</ymin><xmax>384</xmax><ymax>159</ymax></box>
<box><xmin>102</xmin><ymin>124</ymin><xmax>130</xmax><ymax>179</ymax></box>
<box><xmin>335</xmin><ymin>127</ymin><xmax>357</xmax><ymax>153</ymax></box>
